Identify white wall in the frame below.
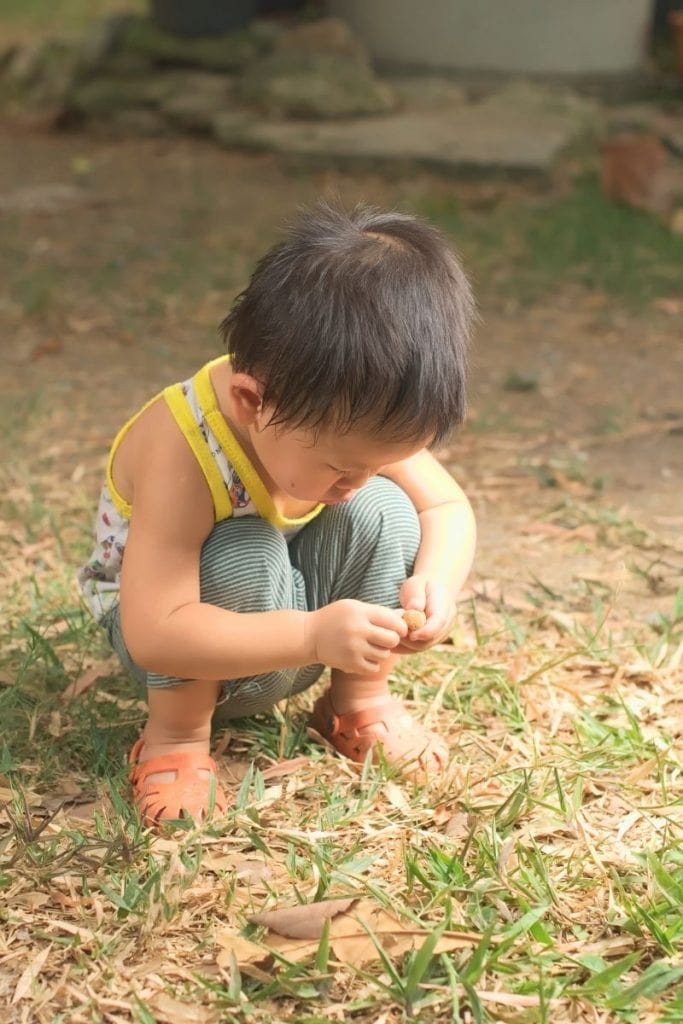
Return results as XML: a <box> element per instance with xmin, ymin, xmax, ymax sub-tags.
<box><xmin>329</xmin><ymin>0</ymin><xmax>653</xmax><ymax>75</ymax></box>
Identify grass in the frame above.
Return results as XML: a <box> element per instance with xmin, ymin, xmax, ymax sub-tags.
<box><xmin>0</xmin><ymin>0</ymin><xmax>145</xmax><ymax>43</ymax></box>
<box><xmin>419</xmin><ymin>178</ymin><xmax>683</xmax><ymax>308</ymax></box>
<box><xmin>2</xmin><ymin>466</ymin><xmax>682</xmax><ymax>1021</ymax></box>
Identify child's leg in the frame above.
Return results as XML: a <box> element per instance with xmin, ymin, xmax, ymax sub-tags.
<box><xmin>105</xmin><ymin>518</ymin><xmax>314</xmax><ymax>822</ymax></box>
<box><xmin>288</xmin><ymin>476</ymin><xmax>447</xmax><ymax>773</ymax></box>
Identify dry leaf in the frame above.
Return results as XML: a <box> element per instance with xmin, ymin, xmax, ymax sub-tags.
<box><xmin>625</xmin><ymin>758</ymin><xmax>658</xmax><ymax>785</ymax></box>
<box><xmin>11</xmin><ymin>945</ymin><xmax>50</xmax><ymax>1003</ymax></box>
<box><xmin>476</xmin><ymin>990</ymin><xmax>553</xmax><ymax>1008</ymax></box>
<box><xmin>11</xmin><ymin>892</ymin><xmax>51</xmax><ymax>910</ymax></box>
<box><xmin>45</xmin><ymin>920</ymin><xmax>94</xmax><ymax>944</ymax></box>
<box><xmin>61</xmin><ymin>662</ymin><xmax>112</xmax><ymax>701</ymax></box>
<box><xmin>258</xmin><ymin>900</ymin><xmax>482</xmax><ymax>968</ymax></box>
<box><xmin>214</xmin><ymin>929</ymin><xmax>271</xmax><ymax>969</ymax></box>
<box><xmin>30</xmin><ymin>338</ymin><xmax>63</xmax><ymax>360</ymax></box>
<box><xmin>219</xmin><ymin>758</ymin><xmax>251</xmax><ymax>785</ymax></box>
<box><xmin>261</xmin><ymin>756</ymin><xmax>311</xmax><ymax>780</ymax></box>
<box><xmin>444</xmin><ymin>811</ymin><xmax>472</xmax><ymax>842</ymax></box>
<box><xmin>149</xmin><ymin>992</ymin><xmax>218</xmax><ymax>1023</ymax></box>
<box><xmin>203</xmin><ymin>853</ymin><xmax>271</xmax><ymax>884</ymax></box>
<box><xmin>0</xmin><ymin>784</ymin><xmax>40</xmax><ymax>804</ymax></box>
<box><xmin>47</xmin><ymin>711</ymin><xmax>62</xmax><ymax>737</ymax></box>
<box><xmin>384</xmin><ymin>781</ymin><xmax>410</xmax><ymax>812</ymax></box>
<box><xmin>250</xmin><ymin>897</ymin><xmax>357</xmax><ymax>939</ymax></box>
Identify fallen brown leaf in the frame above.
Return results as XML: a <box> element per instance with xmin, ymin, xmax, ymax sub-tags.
<box><xmin>30</xmin><ymin>338</ymin><xmax>63</xmax><ymax>360</ymax></box>
<box><xmin>250</xmin><ymin>897</ymin><xmax>357</xmax><ymax>939</ymax></box>
<box><xmin>203</xmin><ymin>853</ymin><xmax>271</xmax><ymax>884</ymax></box>
<box><xmin>261</xmin><ymin>756</ymin><xmax>312</xmax><ymax>780</ymax></box>
<box><xmin>149</xmin><ymin>992</ymin><xmax>219</xmax><ymax>1023</ymax></box>
<box><xmin>10</xmin><ymin>892</ymin><xmax>51</xmax><ymax>910</ymax></box>
<box><xmin>61</xmin><ymin>662</ymin><xmax>113</xmax><ymax>701</ymax></box>
<box><xmin>11</xmin><ymin>945</ymin><xmax>51</xmax><ymax>1003</ymax></box>
<box><xmin>476</xmin><ymin>990</ymin><xmax>556</xmax><ymax>1008</ymax></box>
<box><xmin>444</xmin><ymin>811</ymin><xmax>472</xmax><ymax>842</ymax></box>
<box><xmin>254</xmin><ymin>899</ymin><xmax>483</xmax><ymax>968</ymax></box>
<box><xmin>214</xmin><ymin>929</ymin><xmax>271</xmax><ymax>969</ymax></box>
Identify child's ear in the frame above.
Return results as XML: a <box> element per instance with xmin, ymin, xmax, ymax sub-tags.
<box><xmin>230</xmin><ymin>373</ymin><xmax>263</xmax><ymax>424</ymax></box>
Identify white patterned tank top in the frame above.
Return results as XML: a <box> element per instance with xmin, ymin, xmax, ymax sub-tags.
<box><xmin>77</xmin><ymin>355</ymin><xmax>324</xmax><ymax>619</ymax></box>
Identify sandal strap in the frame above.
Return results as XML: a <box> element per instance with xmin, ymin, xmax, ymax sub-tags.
<box><xmin>318</xmin><ymin>693</ymin><xmax>404</xmax><ymax>738</ymax></box>
<box><xmin>127</xmin><ymin>738</ymin><xmax>228</xmax><ymax>825</ymax></box>
<box><xmin>129</xmin><ymin>748</ymin><xmax>219</xmax><ymax>785</ymax></box>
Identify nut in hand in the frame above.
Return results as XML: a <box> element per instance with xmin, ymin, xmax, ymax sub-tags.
<box><xmin>402</xmin><ymin>609</ymin><xmax>426</xmax><ymax>633</ymax></box>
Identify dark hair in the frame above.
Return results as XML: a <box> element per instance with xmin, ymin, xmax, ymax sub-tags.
<box><xmin>220</xmin><ymin>201</ymin><xmax>474</xmax><ymax>445</ymax></box>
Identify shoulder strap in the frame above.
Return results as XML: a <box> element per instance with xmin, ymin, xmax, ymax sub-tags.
<box><xmin>163</xmin><ymin>383</ymin><xmax>232</xmax><ymax>522</ymax></box>
<box><xmin>194</xmin><ymin>363</ymin><xmax>325</xmax><ymax>530</ymax></box>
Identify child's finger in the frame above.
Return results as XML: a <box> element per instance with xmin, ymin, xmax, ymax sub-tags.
<box><xmin>399</xmin><ymin>574</ymin><xmax>428</xmax><ymax>612</ymax></box>
<box><xmin>370</xmin><ymin>625</ymin><xmax>404</xmax><ymax>649</ymax></box>
<box><xmin>369</xmin><ymin>605</ymin><xmax>409</xmax><ymax>635</ymax></box>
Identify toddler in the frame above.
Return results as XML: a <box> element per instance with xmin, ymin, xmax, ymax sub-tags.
<box><xmin>78</xmin><ymin>201</ymin><xmax>476</xmax><ymax>827</ymax></box>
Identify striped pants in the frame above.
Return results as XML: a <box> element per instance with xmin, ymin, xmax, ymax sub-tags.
<box><xmin>104</xmin><ymin>476</ymin><xmax>420</xmax><ymax>720</ymax></box>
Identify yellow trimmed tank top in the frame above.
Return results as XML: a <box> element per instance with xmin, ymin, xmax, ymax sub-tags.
<box><xmin>77</xmin><ymin>355</ymin><xmax>324</xmax><ymax>618</ymax></box>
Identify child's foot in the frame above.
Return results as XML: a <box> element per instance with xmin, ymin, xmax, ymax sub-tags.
<box><xmin>309</xmin><ymin>689</ymin><xmax>447</xmax><ymax>777</ymax></box>
<box><xmin>128</xmin><ymin>737</ymin><xmax>228</xmax><ymax>828</ymax></box>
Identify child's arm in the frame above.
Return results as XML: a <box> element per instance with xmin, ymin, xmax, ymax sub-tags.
<box><xmin>380</xmin><ymin>449</ymin><xmax>476</xmax><ymax>648</ymax></box>
<box><xmin>119</xmin><ymin>407</ymin><xmax>406</xmax><ymax>681</ymax></box>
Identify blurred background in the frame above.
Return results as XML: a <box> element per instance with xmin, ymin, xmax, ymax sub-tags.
<box><xmin>0</xmin><ymin>0</ymin><xmax>681</xmax><ymax>648</ymax></box>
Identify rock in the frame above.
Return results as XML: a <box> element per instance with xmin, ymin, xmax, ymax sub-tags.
<box><xmin>387</xmin><ymin>75</ymin><xmax>468</xmax><ymax>111</ymax></box>
<box><xmin>476</xmin><ymin>81</ymin><xmax>602</xmax><ymax>137</ymax></box>
<box><xmin>5</xmin><ymin>42</ymin><xmax>47</xmax><ymax>87</ymax></box>
<box><xmin>0</xmin><ymin>183</ymin><xmax>100</xmax><ymax>214</ymax></box>
<box><xmin>79</xmin><ymin>13</ymin><xmax>131</xmax><ymax>71</ymax></box>
<box><xmin>600</xmin><ymin>133</ymin><xmax>681</xmax><ymax>216</ymax></box>
<box><xmin>159</xmin><ymin>71</ymin><xmax>233</xmax><ymax>132</ymax></box>
<box><xmin>95</xmin><ymin>49</ymin><xmax>157</xmax><ymax>78</ymax></box>
<box><xmin>118</xmin><ymin>16</ymin><xmax>266</xmax><ymax>72</ymax></box>
<box><xmin>607</xmin><ymin>105</ymin><xmax>683</xmax><ymax>159</ymax></box>
<box><xmin>0</xmin><ymin>45</ymin><xmax>16</xmax><ymax>74</ymax></box>
<box><xmin>249</xmin><ymin>18</ymin><xmax>285</xmax><ymax>49</ymax></box>
<box><xmin>1</xmin><ymin>40</ymin><xmax>80</xmax><ymax>120</ymax></box>
<box><xmin>212</xmin><ymin>98</ymin><xmax>585</xmax><ymax>175</ymax></box>
<box><xmin>237</xmin><ymin>50</ymin><xmax>395</xmax><ymax>118</ymax></box>
<box><xmin>607</xmin><ymin>102</ymin><xmax>660</xmax><ymax>134</ymax></box>
<box><xmin>274</xmin><ymin>17</ymin><xmax>369</xmax><ymax>64</ymax></box>
<box><xmin>94</xmin><ymin>108</ymin><xmax>170</xmax><ymax>138</ymax></box>
<box><xmin>68</xmin><ymin>75</ymin><xmax>162</xmax><ymax>116</ymax></box>
<box><xmin>26</xmin><ymin>41</ymin><xmax>80</xmax><ymax>108</ymax></box>
<box><xmin>212</xmin><ymin>110</ymin><xmax>266</xmax><ymax>148</ymax></box>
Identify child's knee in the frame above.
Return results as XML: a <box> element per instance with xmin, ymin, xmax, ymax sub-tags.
<box><xmin>336</xmin><ymin>476</ymin><xmax>420</xmax><ymax>556</ymax></box>
<box><xmin>214</xmin><ymin>663</ymin><xmax>324</xmax><ymax>721</ymax></box>
<box><xmin>199</xmin><ymin>517</ymin><xmax>292</xmax><ymax>611</ymax></box>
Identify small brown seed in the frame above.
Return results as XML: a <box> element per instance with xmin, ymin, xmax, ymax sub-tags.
<box><xmin>402</xmin><ymin>609</ymin><xmax>426</xmax><ymax>632</ymax></box>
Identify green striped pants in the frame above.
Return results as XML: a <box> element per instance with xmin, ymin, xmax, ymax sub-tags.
<box><xmin>104</xmin><ymin>476</ymin><xmax>420</xmax><ymax>720</ymax></box>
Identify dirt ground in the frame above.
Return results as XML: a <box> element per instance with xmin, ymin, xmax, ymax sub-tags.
<box><xmin>1</xmin><ymin>124</ymin><xmax>681</xmax><ymax>629</ymax></box>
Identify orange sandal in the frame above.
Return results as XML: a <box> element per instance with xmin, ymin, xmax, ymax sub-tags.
<box><xmin>128</xmin><ymin>738</ymin><xmax>228</xmax><ymax>828</ymax></box>
<box><xmin>310</xmin><ymin>690</ymin><xmax>447</xmax><ymax>778</ymax></box>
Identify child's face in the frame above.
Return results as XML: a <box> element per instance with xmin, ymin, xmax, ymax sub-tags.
<box><xmin>252</xmin><ymin>417</ymin><xmax>426</xmax><ymax>505</ymax></box>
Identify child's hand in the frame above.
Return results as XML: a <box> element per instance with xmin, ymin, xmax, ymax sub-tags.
<box><xmin>397</xmin><ymin>574</ymin><xmax>457</xmax><ymax>651</ymax></box>
<box><xmin>309</xmin><ymin>599</ymin><xmax>408</xmax><ymax>675</ymax></box>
